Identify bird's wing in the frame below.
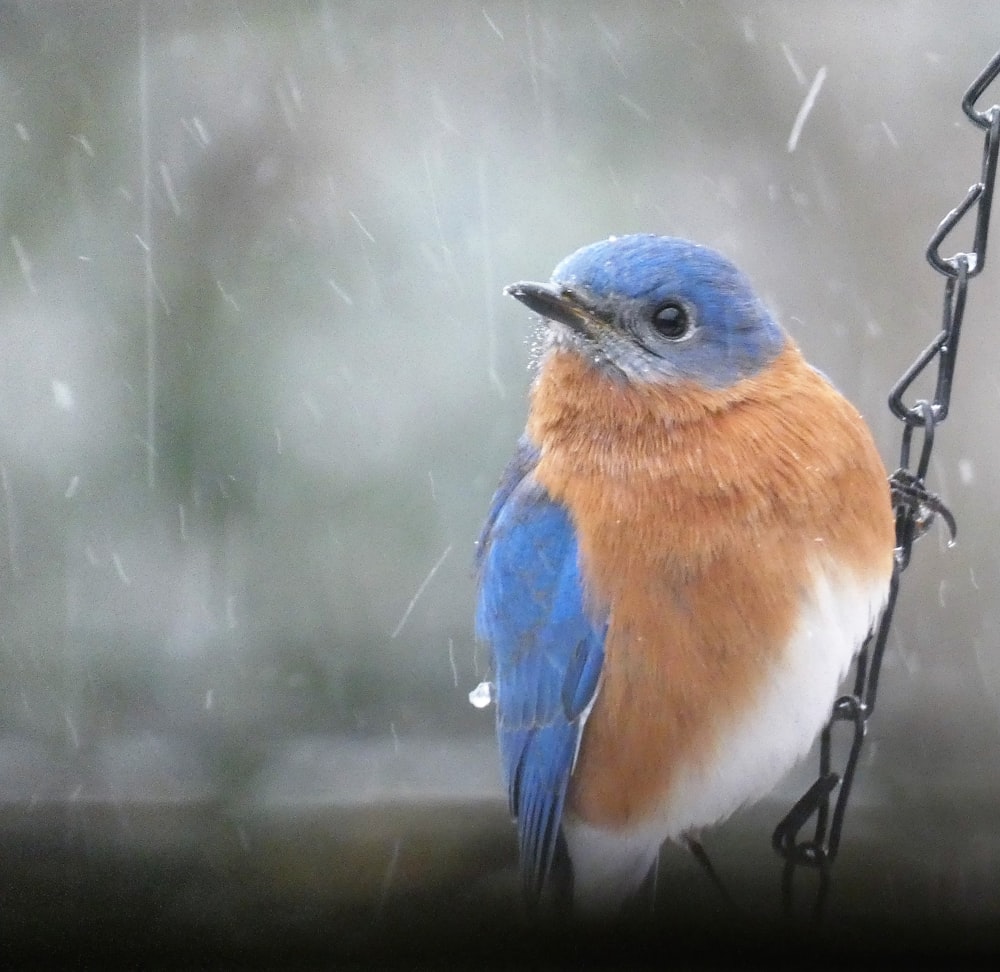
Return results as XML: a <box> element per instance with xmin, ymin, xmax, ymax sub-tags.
<box><xmin>476</xmin><ymin>438</ymin><xmax>606</xmax><ymax>902</ymax></box>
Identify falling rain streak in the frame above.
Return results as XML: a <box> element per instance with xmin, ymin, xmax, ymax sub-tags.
<box><xmin>391</xmin><ymin>546</ymin><xmax>453</xmax><ymax>639</ymax></box>
<box><xmin>787</xmin><ymin>65</ymin><xmax>827</xmax><ymax>152</ymax></box>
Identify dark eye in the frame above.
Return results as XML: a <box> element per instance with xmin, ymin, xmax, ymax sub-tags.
<box><xmin>651</xmin><ymin>301</ymin><xmax>692</xmax><ymax>340</ymax></box>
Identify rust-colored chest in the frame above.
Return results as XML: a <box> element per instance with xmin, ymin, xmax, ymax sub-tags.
<box><xmin>526</xmin><ymin>343</ymin><xmax>894</xmax><ymax>827</ymax></box>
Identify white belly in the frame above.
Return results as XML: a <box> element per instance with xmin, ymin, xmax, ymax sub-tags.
<box><xmin>564</xmin><ymin>559</ymin><xmax>890</xmax><ymax>913</ymax></box>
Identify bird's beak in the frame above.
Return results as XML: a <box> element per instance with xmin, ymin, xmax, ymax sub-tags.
<box><xmin>504</xmin><ymin>281</ymin><xmax>603</xmax><ymax>338</ymax></box>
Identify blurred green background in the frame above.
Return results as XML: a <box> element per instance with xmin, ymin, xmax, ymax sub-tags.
<box><xmin>2</xmin><ymin>0</ymin><xmax>1000</xmax><ymax>962</ymax></box>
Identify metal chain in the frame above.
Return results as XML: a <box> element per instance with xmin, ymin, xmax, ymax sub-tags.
<box><xmin>771</xmin><ymin>46</ymin><xmax>1000</xmax><ymax>921</ymax></box>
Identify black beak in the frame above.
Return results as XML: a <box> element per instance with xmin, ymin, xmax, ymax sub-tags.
<box><xmin>504</xmin><ymin>281</ymin><xmax>600</xmax><ymax>337</ymax></box>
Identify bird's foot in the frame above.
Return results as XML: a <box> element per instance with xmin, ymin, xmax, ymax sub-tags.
<box><xmin>889</xmin><ymin>468</ymin><xmax>956</xmax><ymax>545</ymax></box>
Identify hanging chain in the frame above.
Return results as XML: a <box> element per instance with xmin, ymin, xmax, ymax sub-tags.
<box><xmin>771</xmin><ymin>46</ymin><xmax>1000</xmax><ymax>921</ymax></box>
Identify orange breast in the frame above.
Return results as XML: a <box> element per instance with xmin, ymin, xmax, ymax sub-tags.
<box><xmin>526</xmin><ymin>341</ymin><xmax>894</xmax><ymax>828</ymax></box>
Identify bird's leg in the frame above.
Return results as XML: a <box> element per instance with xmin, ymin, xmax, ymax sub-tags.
<box><xmin>682</xmin><ymin>833</ymin><xmax>738</xmax><ymax>912</ymax></box>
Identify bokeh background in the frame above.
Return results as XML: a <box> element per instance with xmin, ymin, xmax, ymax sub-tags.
<box><xmin>2</xmin><ymin>0</ymin><xmax>1000</xmax><ymax>962</ymax></box>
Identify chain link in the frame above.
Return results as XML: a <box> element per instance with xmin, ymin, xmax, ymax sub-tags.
<box><xmin>772</xmin><ymin>46</ymin><xmax>1000</xmax><ymax>921</ymax></box>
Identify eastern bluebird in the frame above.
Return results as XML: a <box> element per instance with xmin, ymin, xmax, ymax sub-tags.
<box><xmin>474</xmin><ymin>234</ymin><xmax>895</xmax><ymax>916</ymax></box>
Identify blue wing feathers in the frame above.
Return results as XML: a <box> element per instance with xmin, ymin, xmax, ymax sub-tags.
<box><xmin>561</xmin><ymin>637</ymin><xmax>605</xmax><ymax>721</ymax></box>
<box><xmin>474</xmin><ymin>435</ymin><xmax>540</xmax><ymax>572</ymax></box>
<box><xmin>476</xmin><ymin>442</ymin><xmax>605</xmax><ymax>901</ymax></box>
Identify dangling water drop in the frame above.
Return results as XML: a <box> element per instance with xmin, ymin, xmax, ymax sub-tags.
<box><xmin>468</xmin><ymin>681</ymin><xmax>494</xmax><ymax>709</ymax></box>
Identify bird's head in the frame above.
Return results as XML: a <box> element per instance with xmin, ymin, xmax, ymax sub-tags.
<box><xmin>505</xmin><ymin>234</ymin><xmax>785</xmax><ymax>388</ymax></box>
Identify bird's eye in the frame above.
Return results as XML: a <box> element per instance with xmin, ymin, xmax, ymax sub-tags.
<box><xmin>651</xmin><ymin>301</ymin><xmax>692</xmax><ymax>340</ymax></box>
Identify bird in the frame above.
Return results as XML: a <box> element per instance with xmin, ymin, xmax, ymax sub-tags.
<box><xmin>474</xmin><ymin>233</ymin><xmax>895</xmax><ymax>916</ymax></box>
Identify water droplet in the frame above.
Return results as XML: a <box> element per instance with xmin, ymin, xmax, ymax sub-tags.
<box><xmin>468</xmin><ymin>681</ymin><xmax>494</xmax><ymax>709</ymax></box>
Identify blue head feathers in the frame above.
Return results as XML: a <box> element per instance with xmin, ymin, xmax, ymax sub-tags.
<box><xmin>506</xmin><ymin>234</ymin><xmax>785</xmax><ymax>388</ymax></box>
